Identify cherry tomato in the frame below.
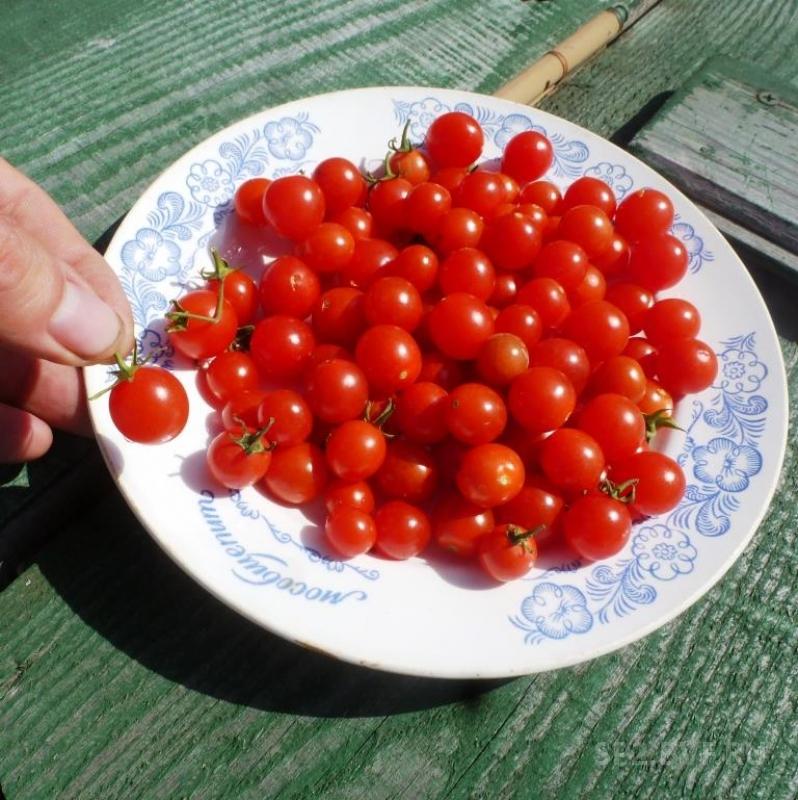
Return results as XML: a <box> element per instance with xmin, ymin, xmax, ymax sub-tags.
<box><xmin>539</xmin><ymin>428</ymin><xmax>605</xmax><ymax>493</ymax></box>
<box><xmin>364</xmin><ymin>276</ymin><xmax>423</xmax><ymax>331</ymax></box>
<box><xmin>515</xmin><ymin>277</ymin><xmax>571</xmax><ymax>329</ymax></box>
<box><xmin>313</xmin><ymin>157</ymin><xmax>366</xmax><ymax>215</ymax></box>
<box><xmin>262</xmin><ymin>442</ymin><xmax>327</xmax><ymax>504</ymax></box>
<box><xmin>496</xmin><ymin>173</ymin><xmax>520</xmax><ymax>203</ymax></box>
<box><xmin>528</xmin><ymin>337</ymin><xmax>590</xmax><ymax>394</ymax></box>
<box><xmin>325</xmin><ymin>479</ymin><xmax>376</xmax><ymax>514</ymax></box>
<box><xmin>643</xmin><ymin>298</ymin><xmax>701</xmax><ymax>345</ymax></box>
<box><xmin>557</xmin><ymin>204</ymin><xmax>613</xmax><ymax>259</ymax></box>
<box><xmin>325</xmin><ymin>508</ymin><xmax>376</xmax><ymax>557</ymax></box>
<box><xmin>478</xmin><ymin>524</ymin><xmax>538</xmax><ymax>582</ymax></box>
<box><xmin>263</xmin><ymin>175</ymin><xmax>325</xmax><ymax>241</ymax></box>
<box><xmin>624</xmin><ymin>337</ymin><xmax>658</xmax><ymax>378</ymax></box>
<box><xmin>438</xmin><ymin>247</ymin><xmax>496</xmax><ymax>300</ymax></box>
<box><xmin>637</xmin><ymin>379</ymin><xmax>674</xmax><ymax>417</ymax></box>
<box><xmin>455</xmin><ymin>171</ymin><xmax>505</xmax><ymax>217</ymax></box>
<box><xmin>309</xmin><ymin>343</ymin><xmax>352</xmax><ymax>368</ymax></box>
<box><xmin>395</xmin><ymin>381</ymin><xmax>449</xmax><ymax>444</ymax></box>
<box><xmin>628</xmin><ymin>234</ymin><xmax>688</xmax><ymax>292</ymax></box>
<box><xmin>234</xmin><ymin>177</ymin><xmax>270</xmax><ymax>225</ymax></box>
<box><xmin>207</xmin><ymin>426</ymin><xmax>274</xmax><ymax>489</ymax></box>
<box><xmin>425</xmin><ymin>111</ymin><xmax>484</xmax><ymax>168</ymax></box>
<box><xmin>588</xmin><ymin>355</ymin><xmax>646</xmax><ymax>403</ymax></box>
<box><xmin>342</xmin><ymin>238</ymin><xmax>398</xmax><ymax>288</ymax></box>
<box><xmin>446</xmin><ymin>382</ymin><xmax>507</xmax><ymax>445</ymax></box>
<box><xmin>476</xmin><ymin>333</ymin><xmax>529</xmax><ymax>387</ymax></box>
<box><xmin>593</xmin><ymin>233</ymin><xmax>631</xmax><ymax>278</ymax></box>
<box><xmin>614</xmin><ymin>188</ymin><xmax>674</xmax><ymax>241</ymax></box>
<box><xmin>392</xmin><ymin>244</ymin><xmax>439</xmax><ymax>293</ymax></box>
<box><xmin>374</xmin><ymin>501</ymin><xmax>431</xmax><ymax>559</ymax></box>
<box><xmin>109</xmin><ymin>366</ymin><xmax>189</xmax><ymax>444</ymax></box>
<box><xmin>313</xmin><ymin>287</ymin><xmax>366</xmax><ymax>346</ymax></box>
<box><xmin>377</xmin><ymin>439</ymin><xmax>438</xmax><ymax>503</ymax></box>
<box><xmin>495</xmin><ymin>475</ymin><xmax>564</xmax><ymax>539</ymax></box>
<box><xmin>456</xmin><ymin>443</ymin><xmax>525</xmax><ymax>508</ymax></box>
<box><xmin>418</xmin><ymin>352</ymin><xmax>465</xmax><ymax>391</ymax></box>
<box><xmin>206</xmin><ymin>267</ymin><xmax>258</xmax><ymax>327</ymax></box>
<box><xmin>167</xmin><ymin>289</ymin><xmax>238</xmax><ymax>361</ymax></box>
<box><xmin>296</xmin><ymin>222</ymin><xmax>355</xmax><ymax>274</ymax></box>
<box><xmin>533</xmin><ymin>240</ymin><xmax>588</xmax><ymax>290</ymax></box>
<box><xmin>655</xmin><ymin>338</ymin><xmax>718</xmax><ymax>396</ymax></box>
<box><xmin>562</xmin><ymin>300</ymin><xmax>630</xmax><ymax>363</ymax></box>
<box><xmin>326</xmin><ymin>419</ymin><xmax>387</xmax><ymax>481</ymax></box>
<box><xmin>430</xmin><ymin>166</ymin><xmax>468</xmax><ymax>195</ymax></box>
<box><xmin>612</xmin><ymin>450</ymin><xmax>686</xmax><ymax>515</ymax></box>
<box><xmin>369</xmin><ymin>177</ymin><xmax>412</xmax><ymax>234</ymax></box>
<box><xmin>433</xmin><ymin>208</ymin><xmax>484</xmax><ymax>255</ymax></box>
<box><xmin>355</xmin><ymin>324</ymin><xmax>421</xmax><ymax>395</ymax></box>
<box><xmin>331</xmin><ymin>206</ymin><xmax>373</xmax><ymax>240</ymax></box>
<box><xmin>569</xmin><ymin>264</ymin><xmax>606</xmax><ymax>308</ymax></box>
<box><xmin>604</xmin><ymin>283</ymin><xmax>654</xmax><ymax>334</ymax></box>
<box><xmin>205</xmin><ymin>351</ymin><xmax>259</xmax><ymax>404</ymax></box>
<box><xmin>490</xmin><ymin>273</ymin><xmax>519</xmax><ymax>308</ymax></box>
<box><xmin>433</xmin><ymin>493</ymin><xmax>495</xmax><ymax>557</ymax></box>
<box><xmin>578</xmin><ymin>393</ymin><xmax>646</xmax><ymax>465</ymax></box>
<box><xmin>519</xmin><ymin>180</ymin><xmax>562</xmax><ymax>215</ymax></box>
<box><xmin>259</xmin><ymin>255</ymin><xmax>321</xmax><ymax>319</ymax></box>
<box><xmin>482</xmin><ymin>211</ymin><xmax>542</xmax><ymax>271</ymax></box>
<box><xmin>515</xmin><ymin>203</ymin><xmax>546</xmax><ymax>227</ymax></box>
<box><xmin>221</xmin><ymin>389</ymin><xmax>268</xmax><ymax>429</ymax></box>
<box><xmin>565</xmin><ymin>495</ymin><xmax>631</xmax><ymax>560</ymax></box>
<box><xmin>562</xmin><ymin>176</ymin><xmax>616</xmax><ymax>217</ymax></box>
<box><xmin>304</xmin><ymin>358</ymin><xmax>368</xmax><ymax>423</ymax></box>
<box><xmin>494</xmin><ymin>304</ymin><xmax>543</xmax><ymax>351</ymax></box>
<box><xmin>256</xmin><ymin>389</ymin><xmax>313</xmax><ymax>445</ymax></box>
<box><xmin>405</xmin><ymin>182</ymin><xmax>452</xmax><ymax>237</ymax></box>
<box><xmin>427</xmin><ymin>293</ymin><xmax>494</xmax><ymax>360</ymax></box>
<box><xmin>501</xmin><ymin>131</ymin><xmax>553</xmax><ymax>183</ymax></box>
<box><xmin>508</xmin><ymin>367</ymin><xmax>576</xmax><ymax>433</ymax></box>
<box><xmin>250</xmin><ymin>315</ymin><xmax>315</xmax><ymax>380</ymax></box>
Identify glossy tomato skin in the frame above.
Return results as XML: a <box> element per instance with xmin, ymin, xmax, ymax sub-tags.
<box><xmin>259</xmin><ymin>255</ymin><xmax>321</xmax><ymax>319</ymax></box>
<box><xmin>489</xmin><ymin>273</ymin><xmax>520</xmax><ymax>308</ymax></box>
<box><xmin>495</xmin><ymin>475</ymin><xmax>564</xmax><ymax>542</ymax></box>
<box><xmin>395</xmin><ymin>381</ymin><xmax>449</xmax><ymax>444</ymax></box>
<box><xmin>207</xmin><ymin>427</ymin><xmax>273</xmax><ymax>489</ymax></box>
<box><xmin>533</xmin><ymin>241</ymin><xmax>588</xmax><ymax>290</ymax></box>
<box><xmin>577</xmin><ymin>393</ymin><xmax>646</xmax><ymax>466</ymax></box>
<box><xmin>494</xmin><ymin>304</ymin><xmax>543</xmax><ymax>350</ymax></box>
<box><xmin>519</xmin><ymin>180</ymin><xmax>562</xmax><ymax>215</ymax></box>
<box><xmin>604</xmin><ymin>283</ymin><xmax>654</xmax><ymax>334</ymax></box>
<box><xmin>476</xmin><ymin>333</ymin><xmax>529</xmax><ymax>387</ymax></box>
<box><xmin>425</xmin><ymin>112</ymin><xmax>484</xmax><ymax>168</ymax></box>
<box><xmin>205</xmin><ymin>351</ymin><xmax>259</xmax><ymax>404</ymax></box>
<box><xmin>656</xmin><ymin>338</ymin><xmax>718</xmax><ymax>396</ymax></box>
<box><xmin>207</xmin><ymin>270</ymin><xmax>259</xmax><ymax>326</ymax></box>
<box><xmin>624</xmin><ymin>337</ymin><xmax>659</xmax><ymax>378</ymax></box>
<box><xmin>405</xmin><ymin>182</ymin><xmax>452</xmax><ymax>237</ymax></box>
<box><xmin>331</xmin><ymin>206</ymin><xmax>373</xmax><ymax>240</ymax></box>
<box><xmin>433</xmin><ymin>208</ymin><xmax>484</xmax><ymax>255</ymax></box>
<box><xmin>557</xmin><ymin>204</ymin><xmax>613</xmax><ymax>259</ymax></box>
<box><xmin>256</xmin><ymin>389</ymin><xmax>313</xmax><ymax>445</ymax></box>
<box><xmin>508</xmin><ymin>367</ymin><xmax>576</xmax><ymax>433</ymax></box>
<box><xmin>439</xmin><ymin>248</ymin><xmax>496</xmax><ymax>300</ymax></box>
<box><xmin>296</xmin><ymin>222</ymin><xmax>355</xmax><ymax>274</ymax></box>
<box><xmin>250</xmin><ymin>315</ymin><xmax>315</xmax><ymax>381</ymax></box>
<box><xmin>516</xmin><ymin>278</ymin><xmax>571</xmax><ymax>329</ymax></box>
<box><xmin>588</xmin><ymin>356</ymin><xmax>647</xmax><ymax>403</ymax></box>
<box><xmin>446</xmin><ymin>382</ymin><xmax>508</xmax><ymax>445</ymax></box>
<box><xmin>482</xmin><ymin>211</ymin><xmax>542</xmax><ymax>271</ymax></box>
<box><xmin>313</xmin><ymin>157</ymin><xmax>366</xmax><ymax>214</ymax></box>
<box><xmin>501</xmin><ymin>131</ymin><xmax>554</xmax><ymax>183</ymax></box>
<box><xmin>303</xmin><ymin>358</ymin><xmax>368</xmax><ymax>423</ymax></box>
<box><xmin>614</xmin><ymin>188</ymin><xmax>674</xmax><ymax>241</ymax></box>
<box><xmin>612</xmin><ymin>451</ymin><xmax>686</xmax><ymax>516</ymax></box>
<box><xmin>565</xmin><ymin>495</ymin><xmax>631</xmax><ymax>560</ymax></box>
<box><xmin>326</xmin><ymin>420</ymin><xmax>387</xmax><ymax>481</ymax></box>
<box><xmin>377</xmin><ymin>439</ymin><xmax>439</xmax><ymax>503</ymax></box>
<box><xmin>374</xmin><ymin>501</ymin><xmax>432</xmax><ymax>560</ymax></box>
<box><xmin>168</xmin><ymin>290</ymin><xmax>238</xmax><ymax>361</ymax></box>
<box><xmin>454</xmin><ymin>171</ymin><xmax>505</xmax><ymax>217</ymax></box>
<box><xmin>562</xmin><ymin>176</ymin><xmax>617</xmax><ymax>217</ymax></box>
<box><xmin>539</xmin><ymin>428</ymin><xmax>605</xmax><ymax>493</ymax></box>
<box><xmin>262</xmin><ymin>442</ymin><xmax>327</xmax><ymax>504</ymax></box>
<box><xmin>355</xmin><ymin>324</ymin><xmax>422</xmax><ymax>395</ymax></box>
<box><xmin>109</xmin><ymin>367</ymin><xmax>189</xmax><ymax>444</ymax></box>
<box><xmin>364</xmin><ymin>276</ymin><xmax>423</xmax><ymax>331</ymax></box>
<box><xmin>456</xmin><ymin>443</ymin><xmax>525</xmax><ymax>508</ymax></box>
<box><xmin>234</xmin><ymin>177</ymin><xmax>271</xmax><ymax>225</ymax></box>
<box><xmin>368</xmin><ymin>177</ymin><xmax>412</xmax><ymax>235</ymax></box>
<box><xmin>264</xmin><ymin>175</ymin><xmax>325</xmax><ymax>241</ymax></box>
<box><xmin>642</xmin><ymin>298</ymin><xmax>701</xmax><ymax>345</ymax></box>
<box><xmin>637</xmin><ymin>379</ymin><xmax>674</xmax><ymax>417</ymax></box>
<box><xmin>562</xmin><ymin>300</ymin><xmax>630</xmax><ymax>363</ymax></box>
<box><xmin>628</xmin><ymin>234</ymin><xmax>688</xmax><ymax>292</ymax></box>
<box><xmin>325</xmin><ymin>508</ymin><xmax>376</xmax><ymax>557</ymax></box>
<box><xmin>342</xmin><ymin>238</ymin><xmax>399</xmax><ymax>288</ymax></box>
<box><xmin>593</xmin><ymin>233</ymin><xmax>631</xmax><ymax>278</ymax></box>
<box><xmin>528</xmin><ymin>337</ymin><xmax>590</xmax><ymax>394</ymax></box>
<box><xmin>433</xmin><ymin>493</ymin><xmax>495</xmax><ymax>557</ymax></box>
<box><xmin>221</xmin><ymin>389</ymin><xmax>268</xmax><ymax>430</ymax></box>
<box><xmin>418</xmin><ymin>352</ymin><xmax>465</xmax><ymax>391</ymax></box>
<box><xmin>478</xmin><ymin>524</ymin><xmax>538</xmax><ymax>582</ymax></box>
<box><xmin>313</xmin><ymin>287</ymin><xmax>366</xmax><ymax>346</ymax></box>
<box><xmin>325</xmin><ymin>479</ymin><xmax>376</xmax><ymax>514</ymax></box>
<box><xmin>569</xmin><ymin>265</ymin><xmax>606</xmax><ymax>307</ymax></box>
<box><xmin>427</xmin><ymin>293</ymin><xmax>494</xmax><ymax>360</ymax></box>
<box><xmin>392</xmin><ymin>244</ymin><xmax>439</xmax><ymax>293</ymax></box>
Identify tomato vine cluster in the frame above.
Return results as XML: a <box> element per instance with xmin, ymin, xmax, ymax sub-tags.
<box><xmin>104</xmin><ymin>111</ymin><xmax>719</xmax><ymax>583</ymax></box>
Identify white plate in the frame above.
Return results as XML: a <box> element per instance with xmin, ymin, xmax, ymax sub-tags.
<box><xmin>85</xmin><ymin>87</ymin><xmax>788</xmax><ymax>678</ymax></box>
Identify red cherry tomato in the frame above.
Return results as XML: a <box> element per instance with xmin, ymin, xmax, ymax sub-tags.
<box><xmin>221</xmin><ymin>389</ymin><xmax>268</xmax><ymax>429</ymax></box>
<box><xmin>377</xmin><ymin>439</ymin><xmax>438</xmax><ymax>503</ymax></box>
<box><xmin>427</xmin><ymin>293</ymin><xmax>494</xmax><ymax>360</ymax></box>
<box><xmin>313</xmin><ymin>157</ymin><xmax>366</xmax><ymax>215</ymax></box>
<box><xmin>234</xmin><ymin>177</ymin><xmax>270</xmax><ymax>225</ymax></box>
<box><xmin>533</xmin><ymin>240</ymin><xmax>588</xmax><ymax>290</ymax></box>
<box><xmin>405</xmin><ymin>182</ymin><xmax>452</xmax><ymax>236</ymax></box>
<box><xmin>482</xmin><ymin>211</ymin><xmax>542</xmax><ymax>271</ymax></box>
<box><xmin>392</xmin><ymin>244</ymin><xmax>439</xmax><ymax>293</ymax></box>
<box><xmin>528</xmin><ymin>337</ymin><xmax>590</xmax><ymax>395</ymax></box>
<box><xmin>433</xmin><ymin>208</ymin><xmax>484</xmax><ymax>255</ymax></box>
<box><xmin>326</xmin><ymin>420</ymin><xmax>387</xmax><ymax>481</ymax></box>
<box><xmin>296</xmin><ymin>222</ymin><xmax>355</xmax><ymax>274</ymax></box>
<box><xmin>515</xmin><ymin>277</ymin><xmax>571</xmax><ymax>329</ymax></box>
<box><xmin>364</xmin><ymin>276</ymin><xmax>423</xmax><ymax>331</ymax></box>
<box><xmin>206</xmin><ymin>267</ymin><xmax>258</xmax><ymax>327</ymax></box>
<box><xmin>374</xmin><ymin>501</ymin><xmax>432</xmax><ymax>559</ymax></box>
<box><xmin>256</xmin><ymin>389</ymin><xmax>313</xmax><ymax>445</ymax></box>
<box><xmin>509</xmin><ymin>367</ymin><xmax>576</xmax><ymax>433</ymax></box>
<box><xmin>593</xmin><ymin>233</ymin><xmax>630</xmax><ymax>278</ymax></box>
<box><xmin>418</xmin><ymin>352</ymin><xmax>465</xmax><ymax>391</ymax></box>
<box><xmin>604</xmin><ymin>283</ymin><xmax>654</xmax><ymax>334</ymax></box>
<box><xmin>539</xmin><ymin>428</ymin><xmax>605</xmax><ymax>493</ymax></box>
<box><xmin>577</xmin><ymin>393</ymin><xmax>646</xmax><ymax>465</ymax></box>
<box><xmin>454</xmin><ymin>171</ymin><xmax>505</xmax><ymax>217</ymax></box>
<box><xmin>637</xmin><ymin>379</ymin><xmax>674</xmax><ymax>417</ymax></box>
<box><xmin>368</xmin><ymin>177</ymin><xmax>412</xmax><ymax>234</ymax></box>
<box><xmin>655</xmin><ymin>338</ymin><xmax>718</xmax><ymax>396</ymax></box>
<box><xmin>445</xmin><ymin>382</ymin><xmax>507</xmax><ymax>445</ymax></box>
<box><xmin>612</xmin><ymin>450</ymin><xmax>686</xmax><ymax>515</ymax></box>
<box><xmin>456</xmin><ymin>443</ymin><xmax>525</xmax><ymax>508</ymax></box>
<box><xmin>562</xmin><ymin>176</ymin><xmax>617</xmax><ymax>217</ymax></box>
<box><xmin>494</xmin><ymin>304</ymin><xmax>543</xmax><ymax>351</ymax></box>
<box><xmin>628</xmin><ymin>234</ymin><xmax>688</xmax><ymax>292</ymax></box>
<box><xmin>501</xmin><ymin>131</ymin><xmax>554</xmax><ymax>183</ymax></box>
<box><xmin>395</xmin><ymin>382</ymin><xmax>449</xmax><ymax>444</ymax></box>
<box><xmin>565</xmin><ymin>495</ymin><xmax>631</xmax><ymax>560</ymax></box>
<box><xmin>562</xmin><ymin>300</ymin><xmax>630</xmax><ymax>363</ymax></box>
<box><xmin>325</xmin><ymin>479</ymin><xmax>376</xmax><ymax>514</ymax></box>
<box><xmin>519</xmin><ymin>180</ymin><xmax>562</xmax><ymax>215</ymax></box>
<box><xmin>250</xmin><ymin>315</ymin><xmax>315</xmax><ymax>380</ymax></box>
<box><xmin>167</xmin><ymin>289</ymin><xmax>238</xmax><ymax>361</ymax></box>
<box><xmin>262</xmin><ymin>442</ymin><xmax>327</xmax><ymax>504</ymax></box>
<box><xmin>342</xmin><ymin>238</ymin><xmax>398</xmax><ymax>288</ymax></box>
<box><xmin>263</xmin><ymin>175</ymin><xmax>325</xmax><ymax>241</ymax></box>
<box><xmin>331</xmin><ymin>206</ymin><xmax>373</xmax><ymax>240</ymax></box>
<box><xmin>478</xmin><ymin>524</ymin><xmax>538</xmax><ymax>582</ymax></box>
<box><xmin>624</xmin><ymin>337</ymin><xmax>658</xmax><ymax>378</ymax></box>
<box><xmin>259</xmin><ymin>255</ymin><xmax>321</xmax><ymax>319</ymax></box>
<box><xmin>496</xmin><ymin>173</ymin><xmax>520</xmax><ymax>203</ymax></box>
<box><xmin>313</xmin><ymin>287</ymin><xmax>366</xmax><ymax>346</ymax></box>
<box><xmin>431</xmin><ymin>166</ymin><xmax>469</xmax><ymax>195</ymax></box>
<box><xmin>425</xmin><ymin>112</ymin><xmax>484</xmax><ymax>168</ymax></box>
<box><xmin>557</xmin><ymin>204</ymin><xmax>613</xmax><ymax>259</ymax></box>
<box><xmin>205</xmin><ymin>351</ymin><xmax>259</xmax><ymax>404</ymax></box>
<box><xmin>588</xmin><ymin>356</ymin><xmax>647</xmax><ymax>403</ymax></box>
<box><xmin>489</xmin><ymin>273</ymin><xmax>519</xmax><ymax>308</ymax></box>
<box><xmin>207</xmin><ymin>426</ymin><xmax>274</xmax><ymax>489</ymax></box>
<box><xmin>614</xmin><ymin>188</ymin><xmax>674</xmax><ymax>242</ymax></box>
<box><xmin>304</xmin><ymin>358</ymin><xmax>368</xmax><ymax>423</ymax></box>
<box><xmin>643</xmin><ymin>298</ymin><xmax>701</xmax><ymax>346</ymax></box>
<box><xmin>439</xmin><ymin>247</ymin><xmax>496</xmax><ymax>300</ymax></box>
<box><xmin>355</xmin><ymin>324</ymin><xmax>422</xmax><ymax>395</ymax></box>
<box><xmin>495</xmin><ymin>475</ymin><xmax>564</xmax><ymax>540</ymax></box>
<box><xmin>476</xmin><ymin>333</ymin><xmax>529</xmax><ymax>387</ymax></box>
<box><xmin>109</xmin><ymin>366</ymin><xmax>189</xmax><ymax>444</ymax></box>
<box><xmin>325</xmin><ymin>507</ymin><xmax>376</xmax><ymax>557</ymax></box>
<box><xmin>433</xmin><ymin>493</ymin><xmax>495</xmax><ymax>557</ymax></box>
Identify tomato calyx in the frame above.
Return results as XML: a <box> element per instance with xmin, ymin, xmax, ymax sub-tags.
<box><xmin>504</xmin><ymin>523</ymin><xmax>544</xmax><ymax>553</ymax></box>
<box><xmin>598</xmin><ymin>477</ymin><xmax>639</xmax><ymax>504</ymax></box>
<box><xmin>199</xmin><ymin>248</ymin><xmax>237</xmax><ymax>283</ymax></box>
<box><xmin>228</xmin><ymin>417</ymin><xmax>276</xmax><ymax>455</ymax></box>
<box><xmin>88</xmin><ymin>340</ymin><xmax>151</xmax><ymax>400</ymax></box>
<box><xmin>366</xmin><ymin>122</ymin><xmax>421</xmax><ymax>184</ymax></box>
<box><xmin>364</xmin><ymin>398</ymin><xmax>396</xmax><ymax>430</ymax></box>
<box><xmin>166</xmin><ymin>273</ymin><xmax>227</xmax><ymax>332</ymax></box>
<box><xmin>644</xmin><ymin>408</ymin><xmax>683</xmax><ymax>443</ymax></box>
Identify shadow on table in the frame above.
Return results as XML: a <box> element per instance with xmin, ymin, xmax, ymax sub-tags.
<box><xmin>36</xmin><ymin>476</ymin><xmax>508</xmax><ymax>719</ymax></box>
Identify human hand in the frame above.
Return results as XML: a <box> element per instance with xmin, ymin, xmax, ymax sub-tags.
<box><xmin>0</xmin><ymin>158</ymin><xmax>134</xmax><ymax>463</ymax></box>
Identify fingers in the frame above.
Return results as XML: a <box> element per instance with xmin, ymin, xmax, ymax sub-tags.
<box><xmin>0</xmin><ymin>347</ymin><xmax>91</xmax><ymax>436</ymax></box>
<box><xmin>0</xmin><ymin>403</ymin><xmax>53</xmax><ymax>463</ymax></box>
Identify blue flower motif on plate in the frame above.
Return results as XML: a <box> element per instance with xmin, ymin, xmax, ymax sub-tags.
<box><xmin>692</xmin><ymin>438</ymin><xmax>762</xmax><ymax>493</ymax></box>
<box><xmin>264</xmin><ymin>114</ymin><xmax>320</xmax><ymax>160</ymax></box>
<box><xmin>584</xmin><ymin>162</ymin><xmax>634</xmax><ymax>197</ymax></box>
<box><xmin>510</xmin><ymin>583</ymin><xmax>593</xmax><ymax>644</ymax></box>
<box><xmin>631</xmin><ymin>525</ymin><xmax>697</xmax><ymax>581</ymax></box>
<box><xmin>394</xmin><ymin>97</ymin><xmax>450</xmax><ymax>141</ymax></box>
<box><xmin>120</xmin><ymin>228</ymin><xmax>181</xmax><ymax>282</ymax></box>
<box><xmin>186</xmin><ymin>159</ymin><xmax>235</xmax><ymax>206</ymax></box>
<box><xmin>717</xmin><ymin>346</ymin><xmax>767</xmax><ymax>394</ymax></box>
<box><xmin>672</xmin><ymin>220</ymin><xmax>714</xmax><ymax>273</ymax></box>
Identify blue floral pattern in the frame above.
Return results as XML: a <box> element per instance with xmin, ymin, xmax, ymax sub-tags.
<box><xmin>186</xmin><ymin>160</ymin><xmax>235</xmax><ymax>206</ymax></box>
<box><xmin>264</xmin><ymin>113</ymin><xmax>319</xmax><ymax>160</ymax></box>
<box><xmin>631</xmin><ymin>526</ymin><xmax>697</xmax><ymax>581</ymax></box>
<box><xmin>584</xmin><ymin>162</ymin><xmax>634</xmax><ymax>197</ymax></box>
<box><xmin>672</xmin><ymin>219</ymin><xmax>715</xmax><ymax>273</ymax></box>
<box><xmin>510</xmin><ymin>583</ymin><xmax>593</xmax><ymax>643</ymax></box>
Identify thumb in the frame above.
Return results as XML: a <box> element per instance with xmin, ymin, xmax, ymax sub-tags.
<box><xmin>0</xmin><ymin>213</ymin><xmax>128</xmax><ymax>366</ymax></box>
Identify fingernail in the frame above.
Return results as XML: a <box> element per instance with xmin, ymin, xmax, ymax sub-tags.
<box><xmin>49</xmin><ymin>279</ymin><xmax>123</xmax><ymax>360</ymax></box>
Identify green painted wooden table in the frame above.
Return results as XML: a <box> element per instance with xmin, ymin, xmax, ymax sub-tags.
<box><xmin>2</xmin><ymin>2</ymin><xmax>798</xmax><ymax>798</ymax></box>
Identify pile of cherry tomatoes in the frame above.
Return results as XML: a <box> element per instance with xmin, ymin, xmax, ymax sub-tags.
<box><xmin>104</xmin><ymin>110</ymin><xmax>719</xmax><ymax>583</ymax></box>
